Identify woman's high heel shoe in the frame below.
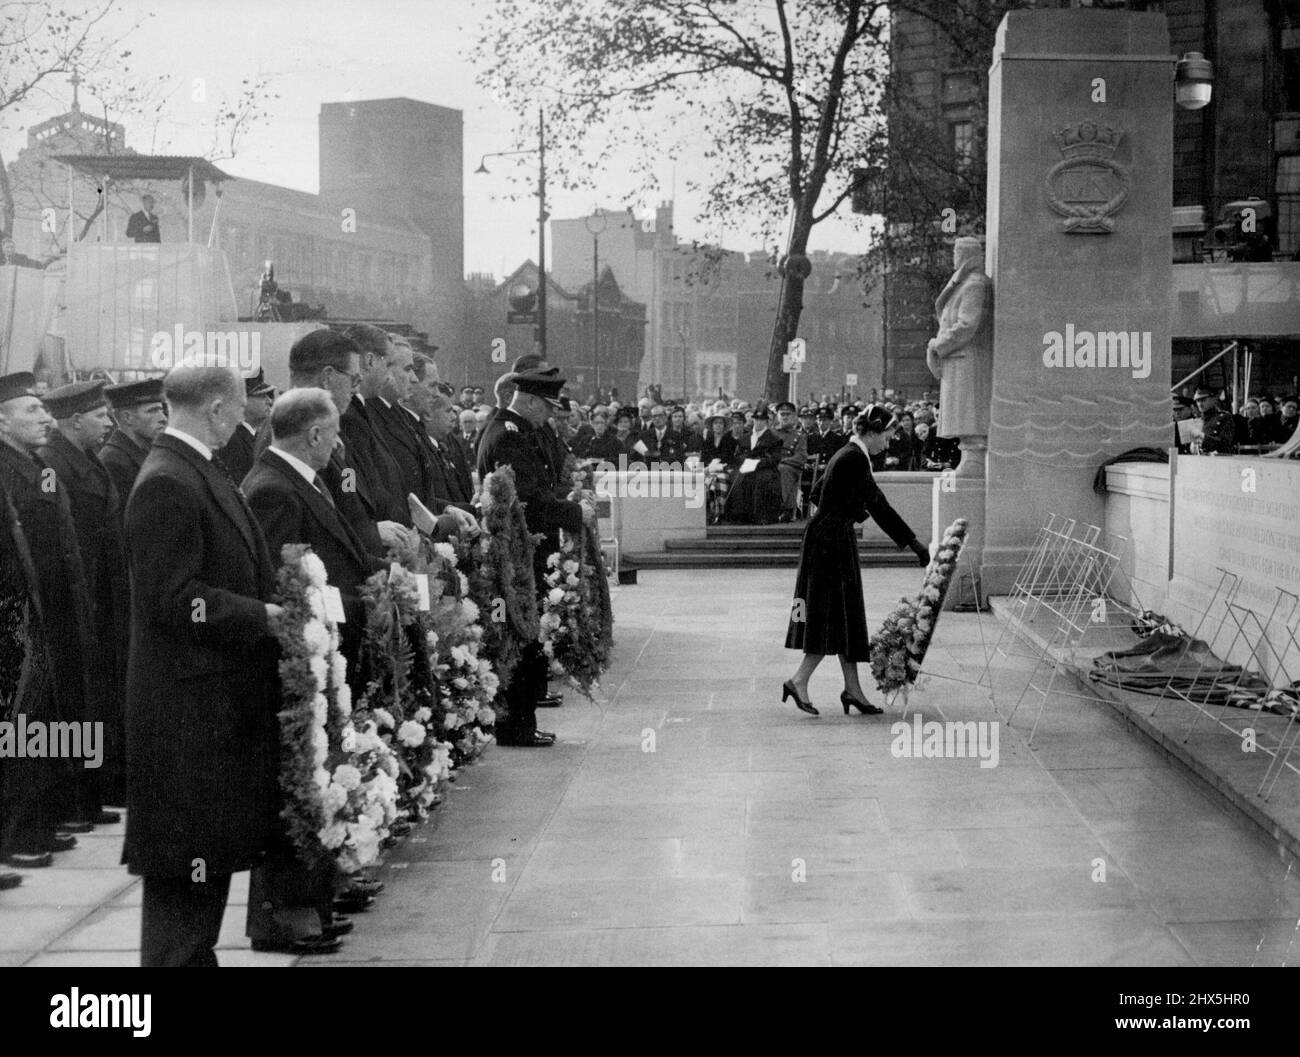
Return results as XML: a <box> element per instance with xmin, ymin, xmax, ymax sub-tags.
<box><xmin>782</xmin><ymin>680</ymin><xmax>819</xmax><ymax>716</ymax></box>
<box><xmin>841</xmin><ymin>691</ymin><xmax>883</xmax><ymax>716</ymax></box>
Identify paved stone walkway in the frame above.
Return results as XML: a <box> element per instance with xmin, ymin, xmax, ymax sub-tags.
<box><xmin>5</xmin><ymin>568</ymin><xmax>1300</xmax><ymax>966</ymax></box>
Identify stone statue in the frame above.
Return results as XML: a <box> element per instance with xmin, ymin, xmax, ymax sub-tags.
<box><xmin>926</xmin><ymin>236</ymin><xmax>993</xmax><ymax>477</ymax></box>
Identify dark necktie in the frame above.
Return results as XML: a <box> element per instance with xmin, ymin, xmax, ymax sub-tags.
<box><xmin>312</xmin><ymin>473</ymin><xmax>337</xmax><ymax>509</ymax></box>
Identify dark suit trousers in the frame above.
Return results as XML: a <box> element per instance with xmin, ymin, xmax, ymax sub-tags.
<box><xmin>502</xmin><ymin>642</ymin><xmax>546</xmax><ymax>738</ymax></box>
<box><xmin>1</xmin><ymin>756</ymin><xmax>65</xmax><ymax>855</ymax></box>
<box><xmin>141</xmin><ymin>872</ymin><xmax>232</xmax><ymax>967</ymax></box>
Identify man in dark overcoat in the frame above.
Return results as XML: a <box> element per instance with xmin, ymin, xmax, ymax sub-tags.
<box><xmin>40</xmin><ymin>381</ymin><xmax>130</xmax><ymax>814</ymax></box>
<box><xmin>243</xmin><ymin>388</ymin><xmax>384</xmax><ymax>954</ymax></box>
<box><xmin>476</xmin><ymin>367</ymin><xmax>589</xmax><ymax>747</ymax></box>
<box><xmin>0</xmin><ymin>373</ymin><xmax>95</xmax><ymax>867</ymax></box>
<box><xmin>101</xmin><ymin>377</ymin><xmax>167</xmax><ymax>511</ymax></box>
<box><xmin>122</xmin><ymin>363</ymin><xmax>283</xmax><ymax>967</ymax></box>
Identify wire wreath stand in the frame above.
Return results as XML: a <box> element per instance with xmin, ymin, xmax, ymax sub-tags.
<box><xmin>881</xmin><ymin>545</ymin><xmax>995</xmax><ymax>722</ymax></box>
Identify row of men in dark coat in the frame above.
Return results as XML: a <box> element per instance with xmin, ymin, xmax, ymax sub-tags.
<box><xmin>1</xmin><ymin>323</ymin><xmax>590</xmax><ymax>961</ymax></box>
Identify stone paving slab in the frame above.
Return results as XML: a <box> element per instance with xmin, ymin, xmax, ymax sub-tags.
<box><xmin>7</xmin><ymin>568</ymin><xmax>1300</xmax><ymax>966</ymax></box>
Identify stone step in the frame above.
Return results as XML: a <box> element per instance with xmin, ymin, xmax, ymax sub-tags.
<box><xmin>664</xmin><ymin>536</ymin><xmax>904</xmax><ymax>553</ymax></box>
<box><xmin>624</xmin><ymin>549</ymin><xmax>916</xmax><ymax>568</ymax></box>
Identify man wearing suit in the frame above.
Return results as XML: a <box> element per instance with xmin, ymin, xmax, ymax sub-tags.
<box><xmin>368</xmin><ymin>336</ymin><xmax>439</xmax><ymax>511</ymax></box>
<box><xmin>125</xmin><ymin>194</ymin><xmax>162</xmax><ymax>243</ymax></box>
<box><xmin>339</xmin><ymin>324</ymin><xmax>416</xmax><ymax>526</ymax></box>
<box><xmin>0</xmin><ymin>373</ymin><xmax>95</xmax><ymax>869</ymax></box>
<box><xmin>217</xmin><ymin>369</ymin><xmax>274</xmax><ymax>484</ymax></box>
<box><xmin>477</xmin><ymin>367</ymin><xmax>592</xmax><ymax>747</ymax></box>
<box><xmin>123</xmin><ymin>364</ymin><xmax>283</xmax><ymax>967</ymax></box>
<box><xmin>243</xmin><ymin>389</ymin><xmax>383</xmax><ymax>954</ymax></box>
<box><xmin>405</xmin><ymin>362</ymin><xmax>475</xmax><ymax>513</ymax></box>
<box><xmin>39</xmin><ymin>381</ymin><xmax>130</xmax><ymax>815</ymax></box>
<box><xmin>639</xmin><ymin>406</ymin><xmax>687</xmax><ymax>463</ymax></box>
<box><xmin>101</xmin><ymin>377</ymin><xmax>167</xmax><ymax>509</ymax></box>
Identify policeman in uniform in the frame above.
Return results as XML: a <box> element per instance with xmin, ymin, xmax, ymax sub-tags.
<box><xmin>1194</xmin><ymin>386</ymin><xmax>1236</xmax><ymax>454</ymax></box>
<box><xmin>476</xmin><ymin>367</ymin><xmax>592</xmax><ymax>747</ymax></box>
<box><xmin>772</xmin><ymin>400</ymin><xmax>808</xmax><ymax>523</ymax></box>
<box><xmin>101</xmin><ymin>377</ymin><xmax>167</xmax><ymax>507</ymax></box>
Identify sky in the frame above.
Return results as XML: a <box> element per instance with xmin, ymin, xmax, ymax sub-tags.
<box><xmin>1</xmin><ymin>0</ymin><xmax>871</xmax><ymax>277</ymax></box>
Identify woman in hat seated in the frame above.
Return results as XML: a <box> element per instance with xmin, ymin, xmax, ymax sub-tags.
<box><xmin>721</xmin><ymin>402</ymin><xmax>785</xmax><ymax>525</ymax></box>
<box><xmin>782</xmin><ymin>405</ymin><xmax>931</xmax><ymax>716</ymax></box>
<box><xmin>699</xmin><ymin>410</ymin><xmax>737</xmax><ymax>524</ymax></box>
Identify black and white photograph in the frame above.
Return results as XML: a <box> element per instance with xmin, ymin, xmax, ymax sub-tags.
<box><xmin>0</xmin><ymin>0</ymin><xmax>1298</xmax><ymax>1016</ymax></box>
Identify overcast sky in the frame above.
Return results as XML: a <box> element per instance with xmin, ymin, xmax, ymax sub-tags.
<box><xmin>1</xmin><ymin>0</ymin><xmax>870</xmax><ymax>276</ymax></box>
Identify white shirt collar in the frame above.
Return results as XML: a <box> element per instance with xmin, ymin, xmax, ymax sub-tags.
<box><xmin>241</xmin><ymin>421</ymin><xmax>256</xmax><ymax>436</ymax></box>
<box><xmin>268</xmin><ymin>445</ymin><xmax>318</xmax><ymax>485</ymax></box>
<box><xmin>164</xmin><ymin>426</ymin><xmax>212</xmax><ymax>461</ymax></box>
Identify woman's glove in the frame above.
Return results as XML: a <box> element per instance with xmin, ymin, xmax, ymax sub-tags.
<box><xmin>910</xmin><ymin>539</ymin><xmax>930</xmax><ymax>567</ymax></box>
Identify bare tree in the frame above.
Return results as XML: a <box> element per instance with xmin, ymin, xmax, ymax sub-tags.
<box><xmin>0</xmin><ymin>0</ymin><xmax>142</xmax><ymax>236</ymax></box>
<box><xmin>473</xmin><ymin>0</ymin><xmax>890</xmax><ymax>400</ymax></box>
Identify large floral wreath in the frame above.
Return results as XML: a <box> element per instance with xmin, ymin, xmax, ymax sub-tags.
<box><xmin>270</xmin><ymin>545</ymin><xmax>400</xmax><ymax>874</ymax></box>
<box><xmin>869</xmin><ymin>518</ymin><xmax>969</xmax><ymax>696</ymax></box>
<box><xmin>355</xmin><ymin>561</ymin><xmax>455</xmax><ymax>816</ymax></box>
<box><xmin>456</xmin><ymin>465</ymin><xmax>538</xmax><ymax>691</ymax></box>
<box><xmin>539</xmin><ymin>520</ymin><xmax>613</xmax><ymax>699</ymax></box>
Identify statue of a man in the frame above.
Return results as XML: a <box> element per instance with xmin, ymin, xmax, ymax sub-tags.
<box><xmin>926</xmin><ymin>236</ymin><xmax>992</xmax><ymax>476</ymax></box>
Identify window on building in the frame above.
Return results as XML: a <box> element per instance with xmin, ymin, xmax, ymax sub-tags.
<box><xmin>950</xmin><ymin>121</ymin><xmax>974</xmax><ymax>167</ymax></box>
<box><xmin>1278</xmin><ymin>154</ymin><xmax>1300</xmax><ymax>257</ymax></box>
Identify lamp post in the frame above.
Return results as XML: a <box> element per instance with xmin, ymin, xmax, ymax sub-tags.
<box><xmin>474</xmin><ymin>106</ymin><xmax>548</xmax><ymax>356</ymax></box>
<box><xmin>584</xmin><ymin>210</ymin><xmax>607</xmax><ymax>397</ymax></box>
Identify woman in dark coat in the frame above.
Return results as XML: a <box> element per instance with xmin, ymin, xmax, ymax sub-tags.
<box><xmin>783</xmin><ymin>406</ymin><xmax>930</xmax><ymax>715</ymax></box>
<box><xmin>699</xmin><ymin>411</ymin><xmax>736</xmax><ymax>468</ymax></box>
<box><xmin>722</xmin><ymin>404</ymin><xmax>785</xmax><ymax>524</ymax></box>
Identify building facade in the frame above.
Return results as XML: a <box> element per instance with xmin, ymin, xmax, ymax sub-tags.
<box><xmin>5</xmin><ymin>94</ymin><xmax>465</xmax><ymax>354</ymax></box>
<box><xmin>551</xmin><ymin>203</ymin><xmax>884</xmax><ymax>402</ymax></box>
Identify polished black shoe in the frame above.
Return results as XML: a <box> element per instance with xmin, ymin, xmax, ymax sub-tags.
<box><xmin>49</xmin><ymin>834</ymin><xmax>78</xmax><ymax>852</ymax></box>
<box><xmin>534</xmin><ymin>729</ymin><xmax>557</xmax><ymax>743</ymax></box>
<box><xmin>2</xmin><ymin>851</ymin><xmax>52</xmax><ymax>869</ymax></box>
<box><xmin>781</xmin><ymin>680</ymin><xmax>819</xmax><ymax>716</ymax></box>
<box><xmin>92</xmin><ymin>810</ymin><xmax>122</xmax><ymax>825</ymax></box>
<box><xmin>58</xmin><ymin>820</ymin><xmax>94</xmax><ymax>834</ymax></box>
<box><xmin>333</xmin><ymin>892</ymin><xmax>376</xmax><ymax>914</ymax></box>
<box><xmin>536</xmin><ymin>692</ymin><xmax>564</xmax><ymax>708</ymax></box>
<box><xmin>841</xmin><ymin>691</ymin><xmax>884</xmax><ymax>715</ymax></box>
<box><xmin>322</xmin><ymin>916</ymin><xmax>354</xmax><ymax>939</ymax></box>
<box><xmin>251</xmin><ymin>934</ymin><xmax>343</xmax><ymax>955</ymax></box>
<box><xmin>497</xmin><ymin>731</ymin><xmax>555</xmax><ymax>747</ymax></box>
<box><xmin>0</xmin><ymin>871</ymin><xmax>22</xmax><ymax>890</ymax></box>
<box><xmin>389</xmin><ymin>818</ymin><xmax>412</xmax><ymax>837</ymax></box>
<box><xmin>777</xmin><ymin>511</ymin><xmax>793</xmax><ymax>523</ymax></box>
<box><xmin>346</xmin><ymin>879</ymin><xmax>384</xmax><ymax>897</ymax></box>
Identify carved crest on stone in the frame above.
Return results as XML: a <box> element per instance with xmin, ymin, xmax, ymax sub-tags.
<box><xmin>1046</xmin><ymin>121</ymin><xmax>1130</xmax><ymax>234</ymax></box>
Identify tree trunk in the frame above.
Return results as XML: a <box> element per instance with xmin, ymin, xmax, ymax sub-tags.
<box><xmin>0</xmin><ymin>147</ymin><xmax>14</xmax><ymax>238</ymax></box>
<box><xmin>763</xmin><ymin>211</ymin><xmax>814</xmax><ymax>402</ymax></box>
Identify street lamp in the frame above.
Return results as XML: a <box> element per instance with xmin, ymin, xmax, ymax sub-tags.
<box><xmin>1174</xmin><ymin>52</ymin><xmax>1214</xmax><ymax>110</ymax></box>
<box><xmin>584</xmin><ymin>209</ymin><xmax>607</xmax><ymax>397</ymax></box>
<box><xmin>474</xmin><ymin>107</ymin><xmax>548</xmax><ymax>357</ymax></box>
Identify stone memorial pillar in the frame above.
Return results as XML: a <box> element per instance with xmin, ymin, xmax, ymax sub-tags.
<box><xmin>980</xmin><ymin>8</ymin><xmax>1174</xmax><ymax>595</ymax></box>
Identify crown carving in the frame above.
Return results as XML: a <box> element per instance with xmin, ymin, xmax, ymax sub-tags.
<box><xmin>1054</xmin><ymin>121</ymin><xmax>1122</xmax><ymax>158</ymax></box>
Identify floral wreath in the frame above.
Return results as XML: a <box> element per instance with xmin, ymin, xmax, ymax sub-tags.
<box><xmin>539</xmin><ymin>519</ymin><xmax>614</xmax><ymax>699</ymax></box>
<box><xmin>270</xmin><ymin>544</ymin><xmax>399</xmax><ymax>874</ymax></box>
<box><xmin>869</xmin><ymin>518</ymin><xmax>968</xmax><ymax>696</ymax></box>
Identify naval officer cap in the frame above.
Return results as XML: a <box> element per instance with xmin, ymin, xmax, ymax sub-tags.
<box><xmin>509</xmin><ymin>366</ymin><xmax>568</xmax><ymax>409</ymax></box>
<box><xmin>0</xmin><ymin>371</ymin><xmax>36</xmax><ymax>404</ymax></box>
<box><xmin>775</xmin><ymin>400</ymin><xmax>797</xmax><ymax>414</ymax></box>
<box><xmin>105</xmin><ymin>376</ymin><xmax>165</xmax><ymax>410</ymax></box>
<box><xmin>43</xmin><ymin>380</ymin><xmax>107</xmax><ymax>418</ymax></box>
<box><xmin>245</xmin><ymin>367</ymin><xmax>275</xmax><ymax>398</ymax></box>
